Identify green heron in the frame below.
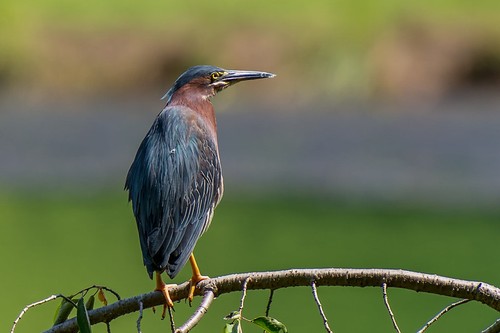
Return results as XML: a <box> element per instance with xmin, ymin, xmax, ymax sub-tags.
<box><xmin>125</xmin><ymin>65</ymin><xmax>275</xmax><ymax>310</ymax></box>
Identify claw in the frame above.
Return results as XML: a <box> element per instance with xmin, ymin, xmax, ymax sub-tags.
<box><xmin>155</xmin><ymin>272</ymin><xmax>176</xmax><ymax>318</ymax></box>
<box><xmin>188</xmin><ymin>274</ymin><xmax>209</xmax><ymax>303</ymax></box>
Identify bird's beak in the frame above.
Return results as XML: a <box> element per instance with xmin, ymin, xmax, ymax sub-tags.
<box><xmin>212</xmin><ymin>70</ymin><xmax>276</xmax><ymax>89</ymax></box>
<box><xmin>222</xmin><ymin>70</ymin><xmax>276</xmax><ymax>83</ymax></box>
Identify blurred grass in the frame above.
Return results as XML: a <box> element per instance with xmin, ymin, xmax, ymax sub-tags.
<box><xmin>2</xmin><ymin>190</ymin><xmax>499</xmax><ymax>332</ymax></box>
<box><xmin>1</xmin><ymin>0</ymin><xmax>500</xmax><ymax>98</ymax></box>
<box><xmin>5</xmin><ymin>0</ymin><xmax>500</xmax><ymax>32</ymax></box>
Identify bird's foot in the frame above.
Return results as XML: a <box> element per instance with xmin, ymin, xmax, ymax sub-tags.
<box><xmin>155</xmin><ymin>274</ymin><xmax>176</xmax><ymax>319</ymax></box>
<box><xmin>155</xmin><ymin>284</ymin><xmax>176</xmax><ymax>319</ymax></box>
<box><xmin>188</xmin><ymin>274</ymin><xmax>209</xmax><ymax>304</ymax></box>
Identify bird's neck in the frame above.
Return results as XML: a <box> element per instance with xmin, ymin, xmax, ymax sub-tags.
<box><xmin>168</xmin><ymin>87</ymin><xmax>218</xmax><ymax>139</ymax></box>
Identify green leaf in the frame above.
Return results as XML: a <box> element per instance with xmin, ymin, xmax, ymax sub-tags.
<box><xmin>53</xmin><ymin>298</ymin><xmax>76</xmax><ymax>326</ymax></box>
<box><xmin>251</xmin><ymin>316</ymin><xmax>287</xmax><ymax>333</ymax></box>
<box><xmin>85</xmin><ymin>295</ymin><xmax>95</xmax><ymax>311</ymax></box>
<box><xmin>223</xmin><ymin>320</ymin><xmax>242</xmax><ymax>333</ymax></box>
<box><xmin>76</xmin><ymin>298</ymin><xmax>92</xmax><ymax>333</ymax></box>
<box><xmin>223</xmin><ymin>323</ymin><xmax>233</xmax><ymax>333</ymax></box>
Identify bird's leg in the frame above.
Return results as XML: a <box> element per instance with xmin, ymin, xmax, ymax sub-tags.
<box><xmin>155</xmin><ymin>272</ymin><xmax>175</xmax><ymax>318</ymax></box>
<box><xmin>188</xmin><ymin>253</ymin><xmax>209</xmax><ymax>303</ymax></box>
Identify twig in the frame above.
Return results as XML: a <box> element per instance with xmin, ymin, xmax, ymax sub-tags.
<box><xmin>311</xmin><ymin>281</ymin><xmax>333</xmax><ymax>333</ymax></box>
<box><xmin>136</xmin><ymin>300</ymin><xmax>143</xmax><ymax>333</ymax></box>
<box><xmin>71</xmin><ymin>285</ymin><xmax>121</xmax><ymax>301</ymax></box>
<box><xmin>98</xmin><ymin>286</ymin><xmax>121</xmax><ymax>301</ymax></box>
<box><xmin>263</xmin><ymin>289</ymin><xmax>275</xmax><ymax>333</ymax></box>
<box><xmin>11</xmin><ymin>294</ymin><xmax>59</xmax><ymax>333</ymax></box>
<box><xmin>167</xmin><ymin>306</ymin><xmax>176</xmax><ymax>333</ymax></box>
<box><xmin>382</xmin><ymin>283</ymin><xmax>401</xmax><ymax>333</ymax></box>
<box><xmin>238</xmin><ymin>277</ymin><xmax>251</xmax><ymax>316</ymax></box>
<box><xmin>175</xmin><ymin>289</ymin><xmax>215</xmax><ymax>333</ymax></box>
<box><xmin>265</xmin><ymin>289</ymin><xmax>274</xmax><ymax>317</ymax></box>
<box><xmin>416</xmin><ymin>299</ymin><xmax>470</xmax><ymax>333</ymax></box>
<box><xmin>482</xmin><ymin>318</ymin><xmax>500</xmax><ymax>333</ymax></box>
<box><xmin>42</xmin><ymin>268</ymin><xmax>500</xmax><ymax>333</ymax></box>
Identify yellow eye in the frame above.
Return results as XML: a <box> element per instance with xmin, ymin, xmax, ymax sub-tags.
<box><xmin>211</xmin><ymin>72</ymin><xmax>224</xmax><ymax>81</ymax></box>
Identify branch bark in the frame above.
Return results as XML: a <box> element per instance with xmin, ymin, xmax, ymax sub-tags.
<box><xmin>44</xmin><ymin>268</ymin><xmax>500</xmax><ymax>333</ymax></box>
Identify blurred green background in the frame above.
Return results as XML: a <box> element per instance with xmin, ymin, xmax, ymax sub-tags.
<box><xmin>2</xmin><ymin>1</ymin><xmax>500</xmax><ymax>332</ymax></box>
<box><xmin>2</xmin><ymin>0</ymin><xmax>500</xmax><ymax>100</ymax></box>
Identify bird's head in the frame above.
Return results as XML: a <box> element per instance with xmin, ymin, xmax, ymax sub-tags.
<box><xmin>162</xmin><ymin>65</ymin><xmax>275</xmax><ymax>103</ymax></box>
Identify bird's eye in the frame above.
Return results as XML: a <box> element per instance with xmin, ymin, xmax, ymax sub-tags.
<box><xmin>210</xmin><ymin>72</ymin><xmax>223</xmax><ymax>81</ymax></box>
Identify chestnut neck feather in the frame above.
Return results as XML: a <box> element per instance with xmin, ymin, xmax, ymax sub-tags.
<box><xmin>167</xmin><ymin>80</ymin><xmax>218</xmax><ymax>139</ymax></box>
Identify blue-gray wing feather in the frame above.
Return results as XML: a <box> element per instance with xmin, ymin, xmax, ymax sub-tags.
<box><xmin>125</xmin><ymin>106</ymin><xmax>223</xmax><ymax>279</ymax></box>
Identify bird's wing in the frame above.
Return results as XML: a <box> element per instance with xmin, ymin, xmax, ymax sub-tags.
<box><xmin>125</xmin><ymin>106</ymin><xmax>223</xmax><ymax>278</ymax></box>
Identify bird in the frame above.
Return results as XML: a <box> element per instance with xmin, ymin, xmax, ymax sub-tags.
<box><xmin>125</xmin><ymin>65</ymin><xmax>275</xmax><ymax>310</ymax></box>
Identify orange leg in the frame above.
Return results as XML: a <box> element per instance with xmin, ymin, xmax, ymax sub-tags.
<box><xmin>188</xmin><ymin>253</ymin><xmax>209</xmax><ymax>302</ymax></box>
<box><xmin>155</xmin><ymin>272</ymin><xmax>175</xmax><ymax>318</ymax></box>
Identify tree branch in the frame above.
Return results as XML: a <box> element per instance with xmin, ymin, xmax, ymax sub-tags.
<box><xmin>482</xmin><ymin>318</ymin><xmax>500</xmax><ymax>333</ymax></box>
<box><xmin>382</xmin><ymin>282</ymin><xmax>402</xmax><ymax>333</ymax></box>
<box><xmin>175</xmin><ymin>288</ymin><xmax>215</xmax><ymax>333</ymax></box>
<box><xmin>311</xmin><ymin>280</ymin><xmax>333</xmax><ymax>333</ymax></box>
<box><xmin>136</xmin><ymin>300</ymin><xmax>143</xmax><ymax>333</ymax></box>
<box><xmin>416</xmin><ymin>299</ymin><xmax>470</xmax><ymax>333</ymax></box>
<box><xmin>44</xmin><ymin>268</ymin><xmax>500</xmax><ymax>333</ymax></box>
<box><xmin>11</xmin><ymin>295</ymin><xmax>59</xmax><ymax>333</ymax></box>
